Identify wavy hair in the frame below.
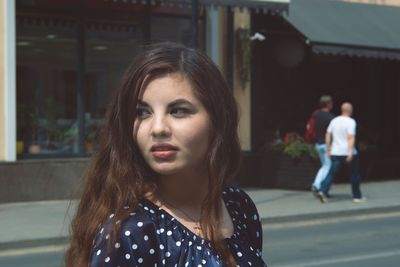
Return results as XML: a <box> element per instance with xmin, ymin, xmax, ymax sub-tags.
<box><xmin>65</xmin><ymin>42</ymin><xmax>241</xmax><ymax>267</ymax></box>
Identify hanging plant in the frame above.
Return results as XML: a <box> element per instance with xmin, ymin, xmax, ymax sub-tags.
<box><xmin>235</xmin><ymin>27</ymin><xmax>251</xmax><ymax>90</ymax></box>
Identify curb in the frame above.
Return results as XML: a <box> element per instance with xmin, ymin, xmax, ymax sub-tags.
<box><xmin>0</xmin><ymin>237</ymin><xmax>68</xmax><ymax>251</ymax></box>
<box><xmin>261</xmin><ymin>205</ymin><xmax>400</xmax><ymax>224</ymax></box>
<box><xmin>1</xmin><ymin>205</ymin><xmax>399</xmax><ymax>252</ymax></box>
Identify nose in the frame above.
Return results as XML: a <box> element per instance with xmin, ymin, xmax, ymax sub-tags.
<box><xmin>151</xmin><ymin>114</ymin><xmax>171</xmax><ymax>138</ymax></box>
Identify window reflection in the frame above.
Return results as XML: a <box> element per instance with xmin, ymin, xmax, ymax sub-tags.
<box><xmin>17</xmin><ymin>14</ymin><xmax>78</xmax><ymax>156</ymax></box>
<box><xmin>16</xmin><ymin>1</ymin><xmax>202</xmax><ymax>158</ymax></box>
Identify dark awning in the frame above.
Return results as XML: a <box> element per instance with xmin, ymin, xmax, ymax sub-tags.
<box><xmin>200</xmin><ymin>0</ymin><xmax>288</xmax><ymax>14</ymax></box>
<box><xmin>122</xmin><ymin>0</ymin><xmax>289</xmax><ymax>14</ymax></box>
<box><xmin>285</xmin><ymin>0</ymin><xmax>400</xmax><ymax>60</ymax></box>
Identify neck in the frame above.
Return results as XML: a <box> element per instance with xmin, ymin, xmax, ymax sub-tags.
<box><xmin>156</xmin><ymin>169</ymin><xmax>209</xmax><ymax>209</ymax></box>
<box><xmin>321</xmin><ymin>107</ymin><xmax>330</xmax><ymax>112</ymax></box>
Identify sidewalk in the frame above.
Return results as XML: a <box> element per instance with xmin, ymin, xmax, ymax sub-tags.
<box><xmin>0</xmin><ymin>180</ymin><xmax>399</xmax><ymax>250</ymax></box>
<box><xmin>246</xmin><ymin>180</ymin><xmax>400</xmax><ymax>223</ymax></box>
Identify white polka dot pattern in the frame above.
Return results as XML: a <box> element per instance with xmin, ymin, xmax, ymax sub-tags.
<box><xmin>89</xmin><ymin>187</ymin><xmax>267</xmax><ymax>266</ymax></box>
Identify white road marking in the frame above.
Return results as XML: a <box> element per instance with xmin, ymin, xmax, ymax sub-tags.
<box><xmin>275</xmin><ymin>249</ymin><xmax>400</xmax><ymax>267</ymax></box>
<box><xmin>263</xmin><ymin>211</ymin><xmax>400</xmax><ymax>230</ymax></box>
<box><xmin>0</xmin><ymin>245</ymin><xmax>65</xmax><ymax>257</ymax></box>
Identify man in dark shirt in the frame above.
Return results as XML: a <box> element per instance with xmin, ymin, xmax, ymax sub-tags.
<box><xmin>311</xmin><ymin>95</ymin><xmax>335</xmax><ymax>196</ymax></box>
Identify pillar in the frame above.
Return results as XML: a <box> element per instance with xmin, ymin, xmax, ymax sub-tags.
<box><xmin>0</xmin><ymin>0</ymin><xmax>16</xmax><ymax>161</ymax></box>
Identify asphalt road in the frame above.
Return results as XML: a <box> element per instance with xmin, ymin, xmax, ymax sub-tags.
<box><xmin>0</xmin><ymin>212</ymin><xmax>399</xmax><ymax>267</ymax></box>
<box><xmin>262</xmin><ymin>211</ymin><xmax>400</xmax><ymax>267</ymax></box>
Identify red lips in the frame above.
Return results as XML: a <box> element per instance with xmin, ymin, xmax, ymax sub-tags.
<box><xmin>150</xmin><ymin>143</ymin><xmax>178</xmax><ymax>159</ymax></box>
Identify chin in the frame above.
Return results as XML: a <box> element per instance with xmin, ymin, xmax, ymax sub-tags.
<box><xmin>152</xmin><ymin>168</ymin><xmax>181</xmax><ymax>176</ymax></box>
<box><xmin>146</xmin><ymin>159</ymin><xmax>200</xmax><ymax>176</ymax></box>
<box><xmin>149</xmin><ymin>163</ymin><xmax>182</xmax><ymax>176</ymax></box>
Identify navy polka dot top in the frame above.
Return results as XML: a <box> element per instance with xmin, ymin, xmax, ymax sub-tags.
<box><xmin>90</xmin><ymin>187</ymin><xmax>267</xmax><ymax>266</ymax></box>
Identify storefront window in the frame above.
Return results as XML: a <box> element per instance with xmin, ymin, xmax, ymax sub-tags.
<box><xmin>16</xmin><ymin>1</ymin><xmax>203</xmax><ymax>158</ymax></box>
<box><xmin>84</xmin><ymin>13</ymin><xmax>146</xmax><ymax>154</ymax></box>
<box><xmin>151</xmin><ymin>16</ymin><xmax>193</xmax><ymax>45</ymax></box>
<box><xmin>17</xmin><ymin>11</ymin><xmax>78</xmax><ymax>157</ymax></box>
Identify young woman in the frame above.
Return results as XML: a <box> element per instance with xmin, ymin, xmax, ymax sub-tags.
<box><xmin>65</xmin><ymin>42</ymin><xmax>267</xmax><ymax>267</ymax></box>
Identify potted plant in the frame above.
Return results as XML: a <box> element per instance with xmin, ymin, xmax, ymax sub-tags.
<box><xmin>28</xmin><ymin>108</ymin><xmax>41</xmax><ymax>154</ymax></box>
<box><xmin>17</xmin><ymin>103</ymin><xmax>29</xmax><ymax>155</ymax></box>
<box><xmin>270</xmin><ymin>132</ymin><xmax>319</xmax><ymax>190</ymax></box>
<box><xmin>84</xmin><ymin>124</ymin><xmax>98</xmax><ymax>153</ymax></box>
<box><xmin>278</xmin><ymin>132</ymin><xmax>318</xmax><ymax>159</ymax></box>
<box><xmin>43</xmin><ymin>97</ymin><xmax>65</xmax><ymax>152</ymax></box>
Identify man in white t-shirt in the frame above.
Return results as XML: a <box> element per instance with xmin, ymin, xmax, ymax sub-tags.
<box><xmin>317</xmin><ymin>102</ymin><xmax>366</xmax><ymax>203</ymax></box>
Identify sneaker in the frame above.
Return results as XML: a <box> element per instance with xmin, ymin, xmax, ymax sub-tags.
<box><xmin>353</xmin><ymin>197</ymin><xmax>367</xmax><ymax>203</ymax></box>
<box><xmin>317</xmin><ymin>191</ymin><xmax>328</xmax><ymax>203</ymax></box>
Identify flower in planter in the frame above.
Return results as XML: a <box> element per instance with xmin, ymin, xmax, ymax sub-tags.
<box><xmin>273</xmin><ymin>132</ymin><xmax>318</xmax><ymax>160</ymax></box>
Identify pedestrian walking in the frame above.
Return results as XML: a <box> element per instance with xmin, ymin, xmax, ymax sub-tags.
<box><xmin>317</xmin><ymin>102</ymin><xmax>366</xmax><ymax>203</ymax></box>
<box><xmin>310</xmin><ymin>95</ymin><xmax>335</xmax><ymax>196</ymax></box>
<box><xmin>65</xmin><ymin>42</ymin><xmax>267</xmax><ymax>267</ymax></box>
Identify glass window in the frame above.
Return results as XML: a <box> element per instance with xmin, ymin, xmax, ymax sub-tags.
<box><xmin>151</xmin><ymin>16</ymin><xmax>193</xmax><ymax>45</ymax></box>
<box><xmin>16</xmin><ymin>11</ymin><xmax>79</xmax><ymax>157</ymax></box>
<box><xmin>16</xmin><ymin>1</ymin><xmax>204</xmax><ymax>158</ymax></box>
<box><xmin>84</xmin><ymin>12</ymin><xmax>146</xmax><ymax>153</ymax></box>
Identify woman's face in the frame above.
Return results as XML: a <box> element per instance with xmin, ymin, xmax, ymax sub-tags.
<box><xmin>134</xmin><ymin>73</ymin><xmax>211</xmax><ymax>176</ymax></box>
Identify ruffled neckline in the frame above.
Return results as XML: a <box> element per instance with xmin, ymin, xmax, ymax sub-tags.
<box><xmin>140</xmin><ymin>187</ymin><xmax>241</xmax><ymax>245</ymax></box>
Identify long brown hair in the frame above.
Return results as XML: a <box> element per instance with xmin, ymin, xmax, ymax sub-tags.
<box><xmin>65</xmin><ymin>42</ymin><xmax>241</xmax><ymax>267</ymax></box>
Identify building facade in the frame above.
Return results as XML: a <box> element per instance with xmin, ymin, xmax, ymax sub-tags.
<box><xmin>1</xmin><ymin>0</ymin><xmax>288</xmax><ymax>162</ymax></box>
<box><xmin>0</xmin><ymin>0</ymin><xmax>289</xmax><ymax>202</ymax></box>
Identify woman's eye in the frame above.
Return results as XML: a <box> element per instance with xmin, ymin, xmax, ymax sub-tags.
<box><xmin>136</xmin><ymin>108</ymin><xmax>151</xmax><ymax>119</ymax></box>
<box><xmin>171</xmin><ymin>107</ymin><xmax>192</xmax><ymax>118</ymax></box>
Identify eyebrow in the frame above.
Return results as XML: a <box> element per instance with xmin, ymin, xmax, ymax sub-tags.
<box><xmin>137</xmin><ymin>98</ymin><xmax>194</xmax><ymax>107</ymax></box>
<box><xmin>137</xmin><ymin>100</ymin><xmax>149</xmax><ymax>107</ymax></box>
<box><xmin>168</xmin><ymin>98</ymin><xmax>194</xmax><ymax>107</ymax></box>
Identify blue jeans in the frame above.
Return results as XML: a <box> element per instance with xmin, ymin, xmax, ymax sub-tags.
<box><xmin>320</xmin><ymin>155</ymin><xmax>362</xmax><ymax>199</ymax></box>
<box><xmin>312</xmin><ymin>144</ymin><xmax>331</xmax><ymax>190</ymax></box>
